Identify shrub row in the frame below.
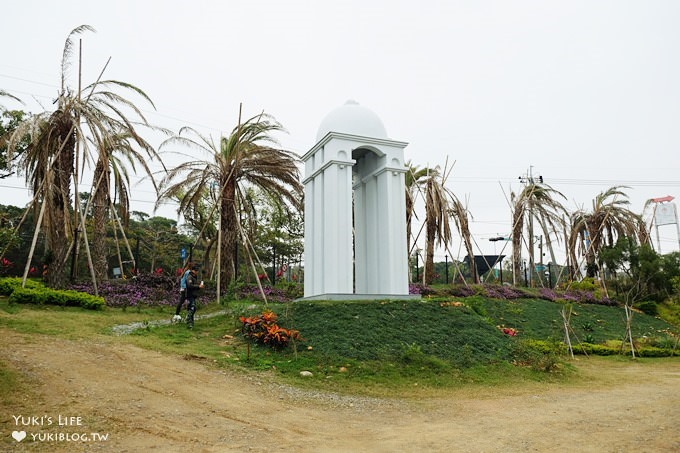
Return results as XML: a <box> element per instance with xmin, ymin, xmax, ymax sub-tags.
<box><xmin>576</xmin><ymin>342</ymin><xmax>676</xmax><ymax>357</ymax></box>
<box><xmin>518</xmin><ymin>339</ymin><xmax>677</xmax><ymax>358</ymax></box>
<box><xmin>9</xmin><ymin>287</ymin><xmax>104</xmax><ymax>310</ymax></box>
<box><xmin>0</xmin><ymin>277</ymin><xmax>42</xmax><ymax>296</ymax></box>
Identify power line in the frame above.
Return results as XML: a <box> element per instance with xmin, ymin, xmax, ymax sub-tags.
<box><xmin>0</xmin><ymin>183</ymin><xmax>176</xmax><ymax>207</ymax></box>
<box><xmin>451</xmin><ymin>176</ymin><xmax>680</xmax><ymax>187</ymax></box>
<box><xmin>0</xmin><ymin>71</ymin><xmax>222</xmax><ymax>134</ymax></box>
<box><xmin>0</xmin><ymin>72</ymin><xmax>57</xmax><ymax>88</ymax></box>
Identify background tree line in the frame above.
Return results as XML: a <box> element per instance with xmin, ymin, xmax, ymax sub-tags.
<box><xmin>1</xmin><ymin>25</ymin><xmax>677</xmax><ymax>307</ymax></box>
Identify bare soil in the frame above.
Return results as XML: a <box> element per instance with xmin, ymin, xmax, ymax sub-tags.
<box><xmin>2</xmin><ymin>329</ymin><xmax>679</xmax><ymax>452</ymax></box>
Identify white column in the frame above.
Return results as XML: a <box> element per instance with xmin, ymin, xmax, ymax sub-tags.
<box><xmin>354</xmin><ymin>178</ymin><xmax>367</xmax><ymax>293</ymax></box>
<box><xmin>364</xmin><ymin>174</ymin><xmax>379</xmax><ymax>293</ymax></box>
<box><xmin>375</xmin><ymin>170</ymin><xmax>391</xmax><ymax>293</ymax></box>
<box><xmin>322</xmin><ymin>162</ymin><xmax>353</xmax><ymax>293</ymax></box>
<box><xmin>369</xmin><ymin>164</ymin><xmax>408</xmax><ymax>295</ymax></box>
<box><xmin>303</xmin><ymin>174</ymin><xmax>315</xmax><ymax>297</ymax></box>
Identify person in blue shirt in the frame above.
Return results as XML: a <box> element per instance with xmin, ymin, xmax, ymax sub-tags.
<box><xmin>173</xmin><ymin>264</ymin><xmax>192</xmax><ymax>323</ymax></box>
<box><xmin>184</xmin><ymin>264</ymin><xmax>204</xmax><ymax>328</ymax></box>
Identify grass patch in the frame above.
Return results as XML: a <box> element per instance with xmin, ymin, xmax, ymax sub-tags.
<box><xmin>657</xmin><ymin>300</ymin><xmax>680</xmax><ymax>327</ymax></box>
<box><xmin>473</xmin><ymin>297</ymin><xmax>677</xmax><ymax>343</ymax></box>
<box><xmin>1</xmin><ymin>293</ymin><xmax>678</xmax><ymax>396</ymax></box>
<box><xmin>0</xmin><ymin>361</ymin><xmax>23</xmax><ymax>406</ymax></box>
<box><xmin>0</xmin><ymin>296</ymin><xmax>227</xmax><ymax>340</ymax></box>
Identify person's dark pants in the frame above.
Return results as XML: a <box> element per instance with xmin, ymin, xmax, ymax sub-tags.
<box><xmin>175</xmin><ymin>289</ymin><xmax>187</xmax><ymax>316</ymax></box>
<box><xmin>187</xmin><ymin>297</ymin><xmax>196</xmax><ymax>328</ymax></box>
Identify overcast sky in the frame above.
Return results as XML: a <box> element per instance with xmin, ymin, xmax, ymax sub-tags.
<box><xmin>2</xmin><ymin>0</ymin><xmax>679</xmax><ymax>261</ymax></box>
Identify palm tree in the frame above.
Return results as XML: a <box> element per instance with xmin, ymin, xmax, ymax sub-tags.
<box><xmin>0</xmin><ymin>90</ymin><xmax>21</xmax><ymax>107</ymax></box>
<box><xmin>404</xmin><ymin>161</ymin><xmax>430</xmax><ymax>256</ymax></box>
<box><xmin>157</xmin><ymin>113</ymin><xmax>303</xmax><ymax>291</ymax></box>
<box><xmin>89</xmin><ymin>131</ymin><xmax>161</xmax><ymax>283</ymax></box>
<box><xmin>1</xmin><ymin>108</ymin><xmax>28</xmax><ymax>179</ymax></box>
<box><xmin>568</xmin><ymin>186</ymin><xmax>650</xmax><ymax>279</ymax></box>
<box><xmin>6</xmin><ymin>25</ymin><xmax>162</xmax><ymax>287</ymax></box>
<box><xmin>173</xmin><ymin>189</ymin><xmax>218</xmax><ymax>274</ymax></box>
<box><xmin>242</xmin><ymin>186</ymin><xmax>304</xmax><ymax>282</ymax></box>
<box><xmin>511</xmin><ymin>182</ymin><xmax>567</xmax><ymax>286</ymax></box>
<box><xmin>448</xmin><ymin>195</ymin><xmax>476</xmax><ymax>283</ymax></box>
<box><xmin>423</xmin><ymin>167</ymin><xmax>452</xmax><ymax>285</ymax></box>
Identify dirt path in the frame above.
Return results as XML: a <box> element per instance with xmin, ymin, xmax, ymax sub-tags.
<box><xmin>2</xmin><ymin>329</ymin><xmax>679</xmax><ymax>452</ymax></box>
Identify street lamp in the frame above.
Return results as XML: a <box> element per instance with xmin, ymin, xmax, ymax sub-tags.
<box><xmin>413</xmin><ymin>248</ymin><xmax>421</xmax><ymax>282</ymax></box>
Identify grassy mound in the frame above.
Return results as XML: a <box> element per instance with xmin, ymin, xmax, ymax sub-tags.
<box><xmin>1</xmin><ymin>289</ymin><xmax>678</xmax><ymax>393</ymax></box>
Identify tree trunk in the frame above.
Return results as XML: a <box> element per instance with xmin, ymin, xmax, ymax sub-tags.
<box><xmin>45</xmin><ymin>120</ymin><xmax>75</xmax><ymax>288</ymax></box>
<box><xmin>405</xmin><ymin>194</ymin><xmax>414</xmax><ymax>282</ymax></box>
<box><xmin>511</xmin><ymin>208</ymin><xmax>524</xmax><ymax>286</ymax></box>
<box><xmin>425</xmin><ymin>219</ymin><xmax>436</xmax><ymax>285</ymax></box>
<box><xmin>91</xmin><ymin>159</ymin><xmax>109</xmax><ymax>283</ymax></box>
<box><xmin>406</xmin><ymin>191</ymin><xmax>413</xmax><ymax>254</ymax></box>
<box><xmin>585</xmin><ymin>224</ymin><xmax>599</xmax><ymax>278</ymax></box>
<box><xmin>202</xmin><ymin>236</ymin><xmax>216</xmax><ymax>275</ymax></box>
<box><xmin>220</xmin><ymin>180</ymin><xmax>238</xmax><ymax>291</ymax></box>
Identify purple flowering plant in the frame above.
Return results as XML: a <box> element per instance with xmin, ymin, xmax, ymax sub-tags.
<box><xmin>70</xmin><ymin>272</ymin><xmax>215</xmax><ymax>308</ymax></box>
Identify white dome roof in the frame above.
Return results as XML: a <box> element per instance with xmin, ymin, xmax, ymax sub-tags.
<box><xmin>316</xmin><ymin>100</ymin><xmax>388</xmax><ymax>142</ymax></box>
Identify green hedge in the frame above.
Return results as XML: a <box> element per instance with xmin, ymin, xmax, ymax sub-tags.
<box><xmin>0</xmin><ymin>277</ymin><xmax>42</xmax><ymax>296</ymax></box>
<box><xmin>522</xmin><ymin>339</ymin><xmax>677</xmax><ymax>358</ymax></box>
<box><xmin>575</xmin><ymin>342</ymin><xmax>676</xmax><ymax>357</ymax></box>
<box><xmin>9</xmin><ymin>287</ymin><xmax>105</xmax><ymax>310</ymax></box>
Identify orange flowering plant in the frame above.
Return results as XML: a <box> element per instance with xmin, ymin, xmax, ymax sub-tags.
<box><xmin>239</xmin><ymin>310</ymin><xmax>302</xmax><ymax>350</ymax></box>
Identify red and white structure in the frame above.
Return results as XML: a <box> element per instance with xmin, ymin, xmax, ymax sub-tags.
<box><xmin>646</xmin><ymin>195</ymin><xmax>680</xmax><ymax>253</ymax></box>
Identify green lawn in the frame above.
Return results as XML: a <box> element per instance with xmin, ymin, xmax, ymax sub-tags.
<box><xmin>1</xmin><ymin>294</ymin><xmax>678</xmax><ymax>395</ymax></box>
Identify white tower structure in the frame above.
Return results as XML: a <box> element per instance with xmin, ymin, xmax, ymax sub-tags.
<box><xmin>302</xmin><ymin>101</ymin><xmax>415</xmax><ymax>300</ymax></box>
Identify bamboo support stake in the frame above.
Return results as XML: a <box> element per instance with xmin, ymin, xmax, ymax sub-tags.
<box><xmin>71</xmin><ymin>39</ymin><xmax>83</xmax><ymax>279</ymax></box>
<box><xmin>216</xmin><ymin>199</ymin><xmax>222</xmax><ymax>304</ymax></box>
<box><xmin>622</xmin><ymin>303</ymin><xmax>637</xmax><ymax>358</ymax></box>
<box><xmin>63</xmin><ymin>152</ymin><xmax>107</xmax><ymax>271</ymax></box>
<box><xmin>561</xmin><ymin>306</ymin><xmax>574</xmax><ymax>359</ymax></box>
<box><xmin>233</xmin><ymin>207</ymin><xmax>268</xmax><ymax>305</ymax></box>
<box><xmin>109</xmin><ymin>198</ymin><xmax>136</xmax><ymax>271</ymax></box>
<box><xmin>112</xmin><ymin>219</ymin><xmax>124</xmax><ymax>278</ymax></box>
<box><xmin>21</xmin><ymin>190</ymin><xmax>48</xmax><ymax>287</ymax></box>
<box><xmin>561</xmin><ymin>304</ymin><xmax>589</xmax><ymax>358</ymax></box>
<box><xmin>216</xmin><ymin>102</ymin><xmax>243</xmax><ymax>303</ymax></box>
<box><xmin>0</xmin><ymin>197</ymin><xmax>35</xmax><ymax>262</ymax></box>
<box><xmin>77</xmin><ymin>198</ymin><xmax>98</xmax><ymax>295</ymax></box>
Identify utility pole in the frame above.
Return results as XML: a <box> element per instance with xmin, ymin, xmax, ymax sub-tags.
<box><xmin>271</xmin><ymin>244</ymin><xmax>276</xmax><ymax>285</ymax></box>
<box><xmin>414</xmin><ymin>249</ymin><xmax>420</xmax><ymax>282</ymax></box>
<box><xmin>519</xmin><ymin>166</ymin><xmax>543</xmax><ymax>287</ymax></box>
<box><xmin>489</xmin><ymin>236</ymin><xmax>509</xmax><ymax>284</ymax></box>
<box><xmin>71</xmin><ymin>40</ymin><xmax>83</xmax><ymax>281</ymax></box>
